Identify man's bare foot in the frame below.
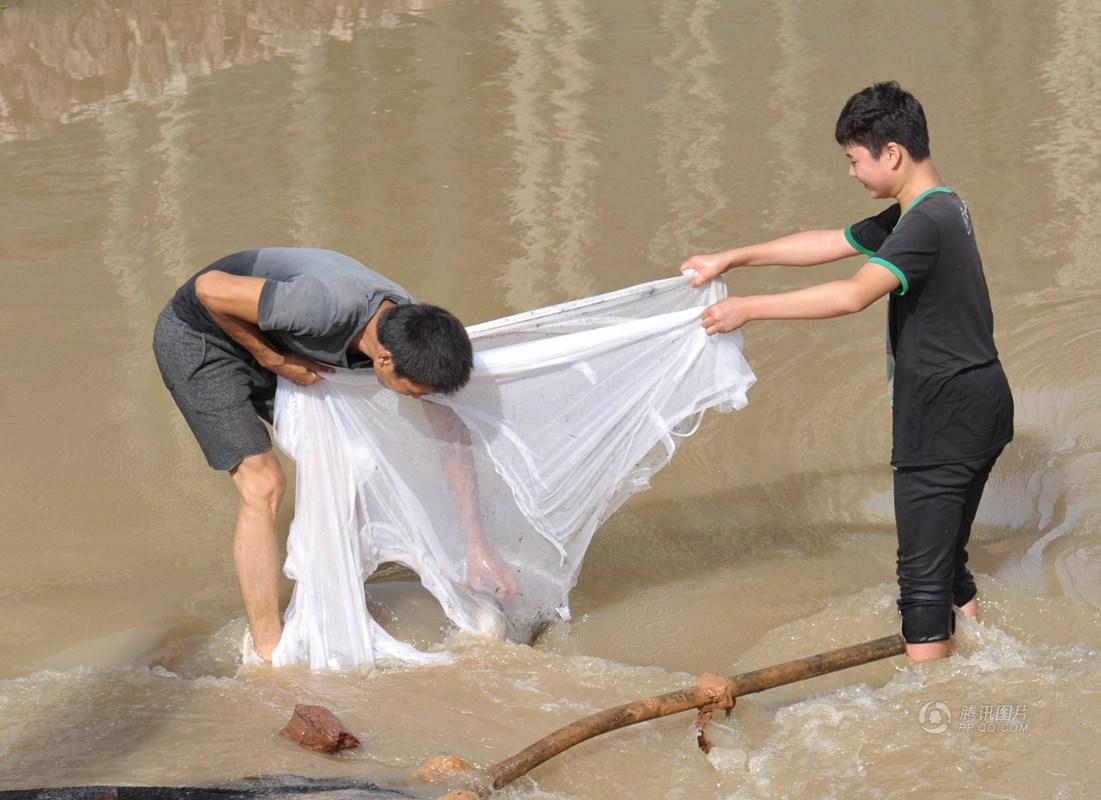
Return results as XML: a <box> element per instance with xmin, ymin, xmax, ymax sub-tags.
<box><xmin>243</xmin><ymin>629</ymin><xmax>277</xmax><ymax>665</ymax></box>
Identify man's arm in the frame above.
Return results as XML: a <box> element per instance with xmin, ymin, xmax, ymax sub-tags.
<box><xmin>700</xmin><ymin>261</ymin><xmax>900</xmax><ymax>335</ymax></box>
<box><xmin>423</xmin><ymin>401</ymin><xmax>518</xmax><ymax>599</ymax></box>
<box><xmin>194</xmin><ymin>271</ymin><xmax>332</xmax><ymax>386</ymax></box>
<box><xmin>681</xmin><ymin>229</ymin><xmax>857</xmax><ymax>287</ymax></box>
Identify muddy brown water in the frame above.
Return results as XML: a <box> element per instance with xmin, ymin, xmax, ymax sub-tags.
<box><xmin>2</xmin><ymin>1</ymin><xmax>1099</xmax><ymax>797</ymax></box>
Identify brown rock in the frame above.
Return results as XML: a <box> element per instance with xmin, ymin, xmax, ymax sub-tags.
<box><xmin>279</xmin><ymin>703</ymin><xmax>361</xmax><ymax>753</ymax></box>
<box><xmin>437</xmin><ymin>791</ymin><xmax>481</xmax><ymax>800</ymax></box>
<box><xmin>416</xmin><ymin>753</ymin><xmax>477</xmax><ymax>783</ymax></box>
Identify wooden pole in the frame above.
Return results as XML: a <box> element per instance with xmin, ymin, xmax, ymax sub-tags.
<box><xmin>486</xmin><ymin>633</ymin><xmax>906</xmax><ymax>792</ymax></box>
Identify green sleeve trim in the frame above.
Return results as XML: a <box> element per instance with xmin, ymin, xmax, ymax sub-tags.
<box><xmin>844</xmin><ymin>225</ymin><xmax>876</xmax><ymax>257</ymax></box>
<box><xmin>868</xmin><ymin>256</ymin><xmax>909</xmax><ymax>295</ymax></box>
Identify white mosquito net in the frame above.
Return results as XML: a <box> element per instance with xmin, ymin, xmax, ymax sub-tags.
<box><xmin>269</xmin><ymin>274</ymin><xmax>756</xmax><ymax>670</ymax></box>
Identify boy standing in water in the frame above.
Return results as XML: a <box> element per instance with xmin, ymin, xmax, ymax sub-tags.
<box><xmin>681</xmin><ymin>82</ymin><xmax>1013</xmax><ymax>661</ymax></box>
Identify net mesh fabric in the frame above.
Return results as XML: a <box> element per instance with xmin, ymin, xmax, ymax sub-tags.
<box><xmin>270</xmin><ymin>275</ymin><xmax>756</xmax><ymax>670</ymax></box>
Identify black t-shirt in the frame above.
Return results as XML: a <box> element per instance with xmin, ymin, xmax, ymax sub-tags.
<box><xmin>846</xmin><ymin>188</ymin><xmax>1013</xmax><ymax>466</ymax></box>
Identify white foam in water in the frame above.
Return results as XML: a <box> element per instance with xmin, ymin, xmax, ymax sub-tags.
<box><xmin>684</xmin><ymin>572</ymin><xmax>1101</xmax><ymax>800</ymax></box>
<box><xmin>950</xmin><ymin>617</ymin><xmax>1030</xmax><ymax>671</ymax></box>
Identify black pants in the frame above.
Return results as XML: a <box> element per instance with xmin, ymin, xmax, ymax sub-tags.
<box><xmin>893</xmin><ymin>452</ymin><xmax>1000</xmax><ymax>643</ymax></box>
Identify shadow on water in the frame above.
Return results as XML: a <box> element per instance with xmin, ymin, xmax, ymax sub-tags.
<box><xmin>0</xmin><ymin>669</ymin><xmax>179</xmax><ymax>789</ymax></box>
<box><xmin>0</xmin><ymin>669</ymin><xmax>428</xmax><ymax>797</ymax></box>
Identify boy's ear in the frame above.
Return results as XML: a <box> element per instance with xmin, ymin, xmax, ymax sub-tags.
<box><xmin>375</xmin><ymin>348</ymin><xmax>394</xmax><ymax>370</ymax></box>
<box><xmin>885</xmin><ymin>141</ymin><xmax>904</xmax><ymax>168</ymax></box>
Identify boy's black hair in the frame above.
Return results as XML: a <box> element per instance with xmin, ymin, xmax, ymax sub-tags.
<box><xmin>377</xmin><ymin>303</ymin><xmax>473</xmax><ymax>394</ymax></box>
<box><xmin>835</xmin><ymin>81</ymin><xmax>930</xmax><ymax>161</ymax></box>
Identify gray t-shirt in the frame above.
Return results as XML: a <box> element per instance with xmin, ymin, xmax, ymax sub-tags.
<box><xmin>171</xmin><ymin>248</ymin><xmax>412</xmax><ymax>368</ymax></box>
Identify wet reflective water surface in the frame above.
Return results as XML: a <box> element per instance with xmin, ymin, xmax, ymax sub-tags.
<box><xmin>2</xmin><ymin>1</ymin><xmax>1100</xmax><ymax>797</ymax></box>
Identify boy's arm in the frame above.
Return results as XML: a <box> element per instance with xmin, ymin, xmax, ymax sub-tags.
<box><xmin>700</xmin><ymin>261</ymin><xmax>899</xmax><ymax>335</ymax></box>
<box><xmin>681</xmin><ymin>229</ymin><xmax>857</xmax><ymax>287</ymax></box>
<box><xmin>195</xmin><ymin>271</ymin><xmax>333</xmax><ymax>386</ymax></box>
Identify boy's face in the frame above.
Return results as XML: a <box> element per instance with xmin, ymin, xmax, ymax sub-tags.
<box><xmin>844</xmin><ymin>143</ymin><xmax>897</xmax><ymax>199</ymax></box>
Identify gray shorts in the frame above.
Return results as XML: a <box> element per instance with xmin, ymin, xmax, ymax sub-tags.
<box><xmin>153</xmin><ymin>305</ymin><xmax>276</xmax><ymax>471</ymax></box>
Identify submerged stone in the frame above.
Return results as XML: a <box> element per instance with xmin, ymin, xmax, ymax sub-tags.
<box><xmin>279</xmin><ymin>704</ymin><xmax>361</xmax><ymax>753</ymax></box>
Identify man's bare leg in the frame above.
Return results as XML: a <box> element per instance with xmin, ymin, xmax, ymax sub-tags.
<box><xmin>230</xmin><ymin>450</ymin><xmax>286</xmax><ymax>661</ymax></box>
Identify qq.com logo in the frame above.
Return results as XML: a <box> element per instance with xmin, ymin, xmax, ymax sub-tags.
<box><xmin>918</xmin><ymin>701</ymin><xmax>951</xmax><ymax>734</ymax></box>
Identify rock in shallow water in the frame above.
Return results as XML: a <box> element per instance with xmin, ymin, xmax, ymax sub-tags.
<box><xmin>279</xmin><ymin>703</ymin><xmax>361</xmax><ymax>753</ymax></box>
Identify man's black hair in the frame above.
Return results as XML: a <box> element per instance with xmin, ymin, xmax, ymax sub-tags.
<box><xmin>377</xmin><ymin>303</ymin><xmax>473</xmax><ymax>394</ymax></box>
<box><xmin>835</xmin><ymin>81</ymin><xmax>930</xmax><ymax>161</ymax></box>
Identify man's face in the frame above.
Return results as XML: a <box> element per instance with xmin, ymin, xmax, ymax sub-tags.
<box><xmin>373</xmin><ymin>359</ymin><xmax>434</xmax><ymax>399</ymax></box>
<box><xmin>844</xmin><ymin>143</ymin><xmax>896</xmax><ymax>199</ymax></box>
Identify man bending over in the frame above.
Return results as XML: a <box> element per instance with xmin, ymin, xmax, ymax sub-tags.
<box><xmin>153</xmin><ymin>247</ymin><xmax>515</xmax><ymax>662</ymax></box>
